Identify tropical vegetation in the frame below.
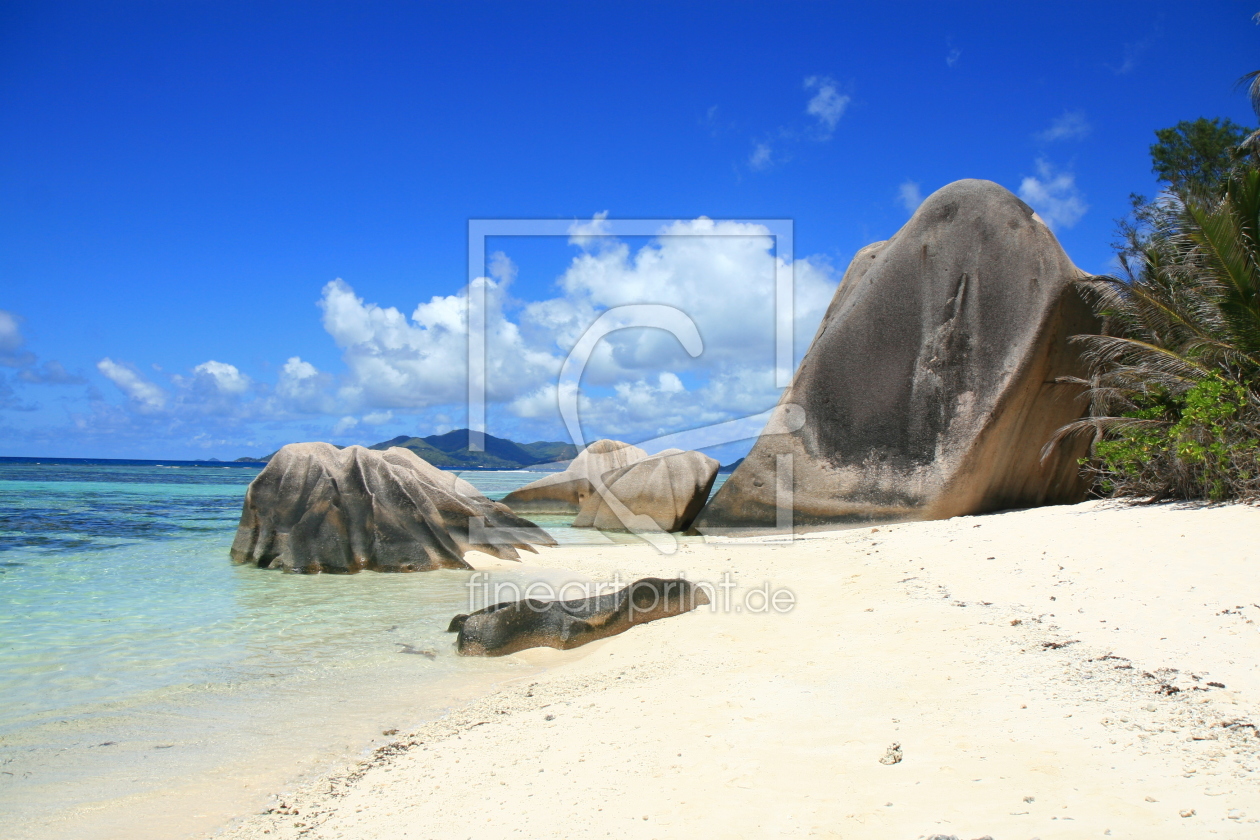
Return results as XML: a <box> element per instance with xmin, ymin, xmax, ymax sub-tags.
<box><xmin>1052</xmin><ymin>76</ymin><xmax>1260</xmax><ymax>502</ymax></box>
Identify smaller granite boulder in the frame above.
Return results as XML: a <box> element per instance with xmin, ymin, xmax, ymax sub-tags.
<box><xmin>448</xmin><ymin>577</ymin><xmax>710</xmax><ymax>656</ymax></box>
<box><xmin>572</xmin><ymin>448</ymin><xmax>719</xmax><ymax>533</ymax></box>
<box><xmin>500</xmin><ymin>439</ymin><xmax>648</xmax><ymax>515</ymax></box>
<box><xmin>230</xmin><ymin>442</ymin><xmax>556</xmax><ymax>573</ymax></box>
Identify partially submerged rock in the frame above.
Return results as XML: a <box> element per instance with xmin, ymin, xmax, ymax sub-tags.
<box><xmin>693</xmin><ymin>179</ymin><xmax>1097</xmax><ymax>534</ymax></box>
<box><xmin>573</xmin><ymin>448</ymin><xmax>718</xmax><ymax>533</ymax></box>
<box><xmin>500</xmin><ymin>439</ymin><xmax>648</xmax><ymax>516</ymax></box>
<box><xmin>230</xmin><ymin>442</ymin><xmax>556</xmax><ymax>573</ymax></box>
<box><xmin>448</xmin><ymin>577</ymin><xmax>710</xmax><ymax>656</ymax></box>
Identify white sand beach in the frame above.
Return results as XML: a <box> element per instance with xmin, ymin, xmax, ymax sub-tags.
<box><xmin>214</xmin><ymin>500</ymin><xmax>1260</xmax><ymax>840</ymax></box>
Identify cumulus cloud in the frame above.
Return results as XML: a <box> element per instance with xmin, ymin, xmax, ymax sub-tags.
<box><xmin>1036</xmin><ymin>111</ymin><xmax>1091</xmax><ymax>143</ymax></box>
<box><xmin>531</xmin><ymin>218</ymin><xmax>833</xmax><ymax>379</ymax></box>
<box><xmin>79</xmin><ymin>217</ymin><xmax>842</xmax><ymax>450</ymax></box>
<box><xmin>275</xmin><ymin>356</ymin><xmax>335</xmax><ymax>413</ymax></box>
<box><xmin>159</xmin><ymin>360</ymin><xmax>257</xmax><ymax>416</ymax></box>
<box><xmin>192</xmin><ymin>360</ymin><xmax>251</xmax><ymax>394</ymax></box>
<box><xmin>319</xmin><ymin>252</ymin><xmax>559</xmax><ymax>412</ymax></box>
<box><xmin>898</xmin><ymin>180</ymin><xmax>924</xmax><ymax>213</ymax></box>
<box><xmin>288</xmin><ymin>216</ymin><xmax>840</xmax><ymax>444</ymax></box>
<box><xmin>97</xmin><ymin>358</ymin><xmax>168</xmax><ymax>410</ymax></box>
<box><xmin>490</xmin><ymin>218</ymin><xmax>839</xmax><ymax>442</ymax></box>
<box><xmin>804</xmin><ymin>76</ymin><xmax>849</xmax><ymax>136</ymax></box>
<box><xmin>1018</xmin><ymin>159</ymin><xmax>1088</xmax><ymax>230</ymax></box>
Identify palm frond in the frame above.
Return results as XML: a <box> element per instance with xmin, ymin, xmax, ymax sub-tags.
<box><xmin>1052</xmin><ymin>162</ymin><xmax>1260</xmax><ymax>502</ymax></box>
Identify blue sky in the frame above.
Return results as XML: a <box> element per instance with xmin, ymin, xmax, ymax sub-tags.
<box><xmin>2</xmin><ymin>1</ymin><xmax>1257</xmax><ymax>461</ymax></box>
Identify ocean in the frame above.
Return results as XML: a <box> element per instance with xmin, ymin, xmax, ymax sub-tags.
<box><xmin>0</xmin><ymin>459</ymin><xmax>724</xmax><ymax>840</ymax></box>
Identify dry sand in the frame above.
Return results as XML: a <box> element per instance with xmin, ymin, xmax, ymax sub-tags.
<box><xmin>214</xmin><ymin>500</ymin><xmax>1260</xmax><ymax>839</ymax></box>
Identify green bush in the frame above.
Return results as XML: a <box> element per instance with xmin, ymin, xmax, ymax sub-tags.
<box><xmin>1053</xmin><ymin>166</ymin><xmax>1260</xmax><ymax>502</ymax></box>
<box><xmin>1087</xmin><ymin>377</ymin><xmax>1259</xmax><ymax>500</ymax></box>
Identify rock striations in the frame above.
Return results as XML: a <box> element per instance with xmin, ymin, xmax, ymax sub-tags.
<box><xmin>500</xmin><ymin>439</ymin><xmax>648</xmax><ymax>515</ymax></box>
<box><xmin>692</xmin><ymin>179</ymin><xmax>1098</xmax><ymax>534</ymax></box>
<box><xmin>573</xmin><ymin>448</ymin><xmax>719</xmax><ymax>533</ymax></box>
<box><xmin>448</xmin><ymin>577</ymin><xmax>710</xmax><ymax>656</ymax></box>
<box><xmin>230</xmin><ymin>442</ymin><xmax>556</xmax><ymax>573</ymax></box>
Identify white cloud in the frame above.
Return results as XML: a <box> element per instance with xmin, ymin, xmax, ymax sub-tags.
<box><xmin>330</xmin><ymin>411</ymin><xmax>390</xmax><ymax>436</ymax></box>
<box><xmin>192</xmin><ymin>360</ymin><xmax>251</xmax><ymax>394</ymax></box>
<box><xmin>898</xmin><ymin>180</ymin><xmax>924</xmax><ymax>213</ymax></box>
<box><xmin>509</xmin><ymin>380</ymin><xmax>577</xmax><ymax>421</ymax></box>
<box><xmin>748</xmin><ymin>142</ymin><xmax>773</xmax><ymax>171</ymax></box>
<box><xmin>657</xmin><ymin>372</ymin><xmax>684</xmax><ymax>393</ymax></box>
<box><xmin>302</xmin><ymin>215</ymin><xmax>839</xmax><ymax>444</ymax></box>
<box><xmin>1018</xmin><ymin>159</ymin><xmax>1089</xmax><ymax>230</ymax></box>
<box><xmin>498</xmin><ymin>217</ymin><xmax>841</xmax><ymax>443</ymax></box>
<box><xmin>97</xmin><ymin>358</ymin><xmax>168</xmax><ymax>410</ymax></box>
<box><xmin>568</xmin><ymin>210</ymin><xmax>612</xmax><ymax>246</ymax></box>
<box><xmin>743</xmin><ymin>77</ymin><xmax>848</xmax><ymax>174</ymax></box>
<box><xmin>318</xmin><ymin>253</ymin><xmax>558</xmax><ymax>411</ymax></box>
<box><xmin>272</xmin><ymin>356</ymin><xmax>335</xmax><ymax>414</ymax></box>
<box><xmin>1036</xmin><ymin>111</ymin><xmax>1091</xmax><ymax>143</ymax></box>
<box><xmin>946</xmin><ymin>47</ymin><xmax>961</xmax><ymax>68</ymax></box>
<box><xmin>804</xmin><ymin>76</ymin><xmax>849</xmax><ymax>136</ymax></box>
<box><xmin>77</xmin><ymin>217</ymin><xmax>842</xmax><ymax>451</ymax></box>
<box><xmin>281</xmin><ymin>356</ymin><xmax>319</xmax><ymax>382</ymax></box>
<box><xmin>532</xmin><ymin>217</ymin><xmax>833</xmax><ymax>379</ymax></box>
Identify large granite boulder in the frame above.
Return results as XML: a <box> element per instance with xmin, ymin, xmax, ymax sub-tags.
<box><xmin>500</xmin><ymin>439</ymin><xmax>648</xmax><ymax>515</ymax></box>
<box><xmin>448</xmin><ymin>577</ymin><xmax>710</xmax><ymax>656</ymax></box>
<box><xmin>572</xmin><ymin>448</ymin><xmax>719</xmax><ymax>533</ymax></box>
<box><xmin>230</xmin><ymin>442</ymin><xmax>556</xmax><ymax>573</ymax></box>
<box><xmin>692</xmin><ymin>179</ymin><xmax>1097</xmax><ymax>534</ymax></box>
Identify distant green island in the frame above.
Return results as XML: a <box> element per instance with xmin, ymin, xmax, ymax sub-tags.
<box><xmin>236</xmin><ymin>429</ymin><xmax>579</xmax><ymax>470</ymax></box>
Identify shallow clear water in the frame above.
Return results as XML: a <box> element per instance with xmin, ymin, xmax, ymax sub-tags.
<box><xmin>0</xmin><ymin>462</ymin><xmax>725</xmax><ymax>839</ymax></box>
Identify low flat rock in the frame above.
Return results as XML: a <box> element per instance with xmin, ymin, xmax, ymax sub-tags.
<box><xmin>500</xmin><ymin>439</ymin><xmax>648</xmax><ymax>516</ymax></box>
<box><xmin>230</xmin><ymin>442</ymin><xmax>556</xmax><ymax>573</ymax></box>
<box><xmin>693</xmin><ymin>179</ymin><xmax>1097</xmax><ymax>534</ymax></box>
<box><xmin>573</xmin><ymin>448</ymin><xmax>719</xmax><ymax>533</ymax></box>
<box><xmin>448</xmin><ymin>577</ymin><xmax>710</xmax><ymax>656</ymax></box>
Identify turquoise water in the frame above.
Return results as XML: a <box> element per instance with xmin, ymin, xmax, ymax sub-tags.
<box><xmin>0</xmin><ymin>462</ymin><xmax>725</xmax><ymax>839</ymax></box>
<box><xmin>0</xmin><ymin>465</ymin><xmax>536</xmax><ymax>838</ymax></box>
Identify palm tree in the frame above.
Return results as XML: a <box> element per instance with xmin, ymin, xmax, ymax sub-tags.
<box><xmin>1235</xmin><ymin>63</ymin><xmax>1260</xmax><ymax>153</ymax></box>
<box><xmin>1047</xmin><ymin>168</ymin><xmax>1260</xmax><ymax>501</ymax></box>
